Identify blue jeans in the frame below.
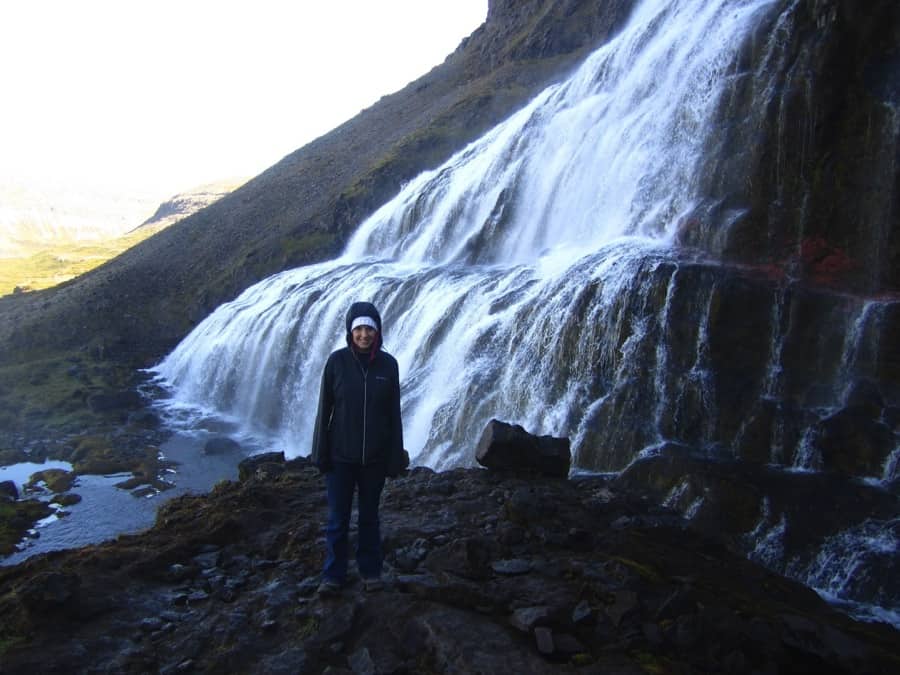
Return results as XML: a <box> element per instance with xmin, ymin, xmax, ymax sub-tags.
<box><xmin>323</xmin><ymin>461</ymin><xmax>386</xmax><ymax>583</ymax></box>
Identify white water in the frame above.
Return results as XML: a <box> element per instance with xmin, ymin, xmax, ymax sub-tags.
<box><xmin>795</xmin><ymin>518</ymin><xmax>900</xmax><ymax>627</ymax></box>
<box><xmin>154</xmin><ymin>0</ymin><xmax>778</xmax><ymax>468</ymax></box>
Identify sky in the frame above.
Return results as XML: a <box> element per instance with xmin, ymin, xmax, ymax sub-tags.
<box><xmin>0</xmin><ymin>1</ymin><xmax>487</xmax><ymax>197</ymax></box>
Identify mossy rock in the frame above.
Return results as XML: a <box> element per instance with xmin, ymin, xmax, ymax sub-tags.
<box><xmin>0</xmin><ymin>499</ymin><xmax>53</xmax><ymax>555</ymax></box>
<box><xmin>25</xmin><ymin>469</ymin><xmax>76</xmax><ymax>494</ymax></box>
<box><xmin>50</xmin><ymin>493</ymin><xmax>82</xmax><ymax>507</ymax></box>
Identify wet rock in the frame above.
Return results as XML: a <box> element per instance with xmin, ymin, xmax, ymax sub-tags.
<box><xmin>510</xmin><ymin>606</ymin><xmax>551</xmax><ymax>632</ymax></box>
<box><xmin>814</xmin><ymin>407</ymin><xmax>894</xmax><ymax>476</ymax></box>
<box><xmin>51</xmin><ymin>493</ymin><xmax>82</xmax><ymax>507</ymax></box>
<box><xmin>572</xmin><ymin>599</ymin><xmax>594</xmax><ymax>625</ymax></box>
<box><xmin>605</xmin><ymin>590</ymin><xmax>639</xmax><ymax>626</ymax></box>
<box><xmin>203</xmin><ymin>437</ymin><xmax>241</xmax><ymax>455</ymax></box>
<box><xmin>128</xmin><ymin>410</ymin><xmax>161</xmax><ymax>428</ymax></box>
<box><xmin>0</xmin><ymin>480</ymin><xmax>18</xmax><ymax>501</ymax></box>
<box><xmin>87</xmin><ymin>390</ymin><xmax>143</xmax><ymax>413</ymax></box>
<box><xmin>393</xmin><ymin>538</ymin><xmax>428</xmax><ymax>572</ymax></box>
<box><xmin>26</xmin><ymin>468</ymin><xmax>76</xmax><ymax>494</ymax></box>
<box><xmin>238</xmin><ymin>451</ymin><xmax>287</xmax><ymax>481</ymax></box>
<box><xmin>492</xmin><ymin>558</ymin><xmax>532</xmax><ymax>575</ymax></box>
<box><xmin>534</xmin><ymin>625</ymin><xmax>554</xmax><ymax>655</ymax></box>
<box><xmin>424</xmin><ymin>536</ymin><xmax>496</xmax><ymax>580</ymax></box>
<box><xmin>553</xmin><ymin>632</ymin><xmax>586</xmax><ymax>656</ymax></box>
<box><xmin>476</xmin><ymin>419</ymin><xmax>571</xmax><ymax>478</ymax></box>
<box><xmin>260</xmin><ymin>647</ymin><xmax>307</xmax><ymax>675</ymax></box>
<box><xmin>347</xmin><ymin>647</ymin><xmax>376</xmax><ymax>674</ymax></box>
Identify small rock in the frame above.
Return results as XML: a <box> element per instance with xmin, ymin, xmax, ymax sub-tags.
<box><xmin>297</xmin><ymin>576</ymin><xmax>320</xmax><ymax>597</ymax></box>
<box><xmin>166</xmin><ymin>564</ymin><xmax>195</xmax><ymax>582</ymax></box>
<box><xmin>129</xmin><ymin>411</ymin><xmax>161</xmax><ymax>428</ymax></box>
<box><xmin>491</xmin><ymin>558</ymin><xmax>532</xmax><ymax>575</ymax></box>
<box><xmin>193</xmin><ymin>551</ymin><xmax>220</xmax><ymax>569</ymax></box>
<box><xmin>51</xmin><ymin>493</ymin><xmax>82</xmax><ymax>507</ymax></box>
<box><xmin>553</xmin><ymin>633</ymin><xmax>585</xmax><ymax>656</ymax></box>
<box><xmin>394</xmin><ymin>538</ymin><xmax>429</xmax><ymax>572</ymax></box>
<box><xmin>510</xmin><ymin>606</ymin><xmax>551</xmax><ymax>632</ymax></box>
<box><xmin>572</xmin><ymin>599</ymin><xmax>594</xmax><ymax>624</ymax></box>
<box><xmin>348</xmin><ymin>647</ymin><xmax>376</xmax><ymax>674</ymax></box>
<box><xmin>605</xmin><ymin>590</ymin><xmax>638</xmax><ymax>626</ymax></box>
<box><xmin>238</xmin><ymin>451</ymin><xmax>287</xmax><ymax>481</ymax></box>
<box><xmin>534</xmin><ymin>626</ymin><xmax>554</xmax><ymax>655</ymax></box>
<box><xmin>140</xmin><ymin>617</ymin><xmax>164</xmax><ymax>633</ymax></box>
<box><xmin>187</xmin><ymin>590</ymin><xmax>209</xmax><ymax>603</ymax></box>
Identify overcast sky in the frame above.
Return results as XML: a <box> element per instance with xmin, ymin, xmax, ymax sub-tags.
<box><xmin>0</xmin><ymin>1</ymin><xmax>487</xmax><ymax>197</ymax></box>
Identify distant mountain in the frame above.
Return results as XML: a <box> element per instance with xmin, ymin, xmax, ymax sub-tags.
<box><xmin>0</xmin><ymin>180</ymin><xmax>242</xmax><ymax>294</ymax></box>
<box><xmin>134</xmin><ymin>180</ymin><xmax>245</xmax><ymax>233</ymax></box>
<box><xmin>0</xmin><ymin>180</ymin><xmax>161</xmax><ymax>258</ymax></box>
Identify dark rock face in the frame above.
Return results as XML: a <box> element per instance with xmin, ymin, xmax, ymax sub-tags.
<box><xmin>476</xmin><ymin>419</ymin><xmax>571</xmax><ymax>477</ymax></box>
<box><xmin>1</xmin><ymin>457</ymin><xmax>898</xmax><ymax>673</ymax></box>
<box><xmin>615</xmin><ymin>444</ymin><xmax>900</xmax><ymax>610</ymax></box>
<box><xmin>683</xmin><ymin>0</ymin><xmax>900</xmax><ymax>295</ymax></box>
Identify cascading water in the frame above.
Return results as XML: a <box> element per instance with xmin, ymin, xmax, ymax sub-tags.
<box><xmin>152</xmin><ymin>0</ymin><xmax>900</xmax><ymax>626</ymax></box>
<box><xmin>154</xmin><ymin>0</ymin><xmax>780</xmax><ymax>468</ymax></box>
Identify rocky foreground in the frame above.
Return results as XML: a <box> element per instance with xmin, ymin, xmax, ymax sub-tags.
<box><xmin>1</xmin><ymin>453</ymin><xmax>898</xmax><ymax>674</ymax></box>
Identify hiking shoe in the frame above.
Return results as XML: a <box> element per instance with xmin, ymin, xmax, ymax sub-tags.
<box><xmin>317</xmin><ymin>580</ymin><xmax>341</xmax><ymax>596</ymax></box>
<box><xmin>362</xmin><ymin>577</ymin><xmax>384</xmax><ymax>592</ymax></box>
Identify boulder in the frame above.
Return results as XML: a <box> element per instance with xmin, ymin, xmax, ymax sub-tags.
<box><xmin>0</xmin><ymin>480</ymin><xmax>18</xmax><ymax>501</ymax></box>
<box><xmin>203</xmin><ymin>437</ymin><xmax>242</xmax><ymax>456</ymax></box>
<box><xmin>475</xmin><ymin>420</ymin><xmax>570</xmax><ymax>478</ymax></box>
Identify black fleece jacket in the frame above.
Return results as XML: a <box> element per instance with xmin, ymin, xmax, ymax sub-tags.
<box><xmin>311</xmin><ymin>346</ymin><xmax>405</xmax><ymax>475</ymax></box>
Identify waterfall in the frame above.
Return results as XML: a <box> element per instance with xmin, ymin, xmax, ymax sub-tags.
<box><xmin>150</xmin><ymin>0</ymin><xmax>900</xmax><ymax>625</ymax></box>
<box><xmin>153</xmin><ymin>0</ymin><xmax>780</xmax><ymax>466</ymax></box>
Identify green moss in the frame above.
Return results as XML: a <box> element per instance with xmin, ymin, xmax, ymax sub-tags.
<box><xmin>0</xmin><ymin>352</ymin><xmax>142</xmax><ymax>441</ymax></box>
<box><xmin>0</xmin><ymin>227</ymin><xmax>161</xmax><ymax>297</ymax></box>
<box><xmin>279</xmin><ymin>232</ymin><xmax>335</xmax><ymax>262</ymax></box>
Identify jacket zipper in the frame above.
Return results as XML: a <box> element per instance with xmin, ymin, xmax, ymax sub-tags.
<box><xmin>355</xmin><ymin>356</ymin><xmax>369</xmax><ymax>464</ymax></box>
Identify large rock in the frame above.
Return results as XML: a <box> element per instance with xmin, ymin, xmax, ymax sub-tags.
<box><xmin>475</xmin><ymin>419</ymin><xmax>570</xmax><ymax>478</ymax></box>
<box><xmin>203</xmin><ymin>437</ymin><xmax>241</xmax><ymax>455</ymax></box>
<box><xmin>0</xmin><ymin>480</ymin><xmax>18</xmax><ymax>501</ymax></box>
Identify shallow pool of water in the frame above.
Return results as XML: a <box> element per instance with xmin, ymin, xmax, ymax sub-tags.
<box><xmin>0</xmin><ymin>460</ymin><xmax>74</xmax><ymax>494</ymax></box>
<box><xmin>1</xmin><ymin>431</ymin><xmax>247</xmax><ymax>566</ymax></box>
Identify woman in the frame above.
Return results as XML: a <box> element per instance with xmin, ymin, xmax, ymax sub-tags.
<box><xmin>311</xmin><ymin>301</ymin><xmax>406</xmax><ymax>593</ymax></box>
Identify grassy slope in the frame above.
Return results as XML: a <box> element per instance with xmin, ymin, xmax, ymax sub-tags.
<box><xmin>0</xmin><ymin>226</ymin><xmax>164</xmax><ymax>295</ymax></box>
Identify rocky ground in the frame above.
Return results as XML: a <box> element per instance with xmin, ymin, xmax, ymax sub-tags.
<box><xmin>1</xmin><ymin>453</ymin><xmax>898</xmax><ymax>674</ymax></box>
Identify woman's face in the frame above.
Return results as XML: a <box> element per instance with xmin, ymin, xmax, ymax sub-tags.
<box><xmin>351</xmin><ymin>325</ymin><xmax>377</xmax><ymax>352</ymax></box>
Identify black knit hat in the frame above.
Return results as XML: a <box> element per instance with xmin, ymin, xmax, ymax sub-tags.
<box><xmin>345</xmin><ymin>301</ymin><xmax>383</xmax><ymax>350</ymax></box>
